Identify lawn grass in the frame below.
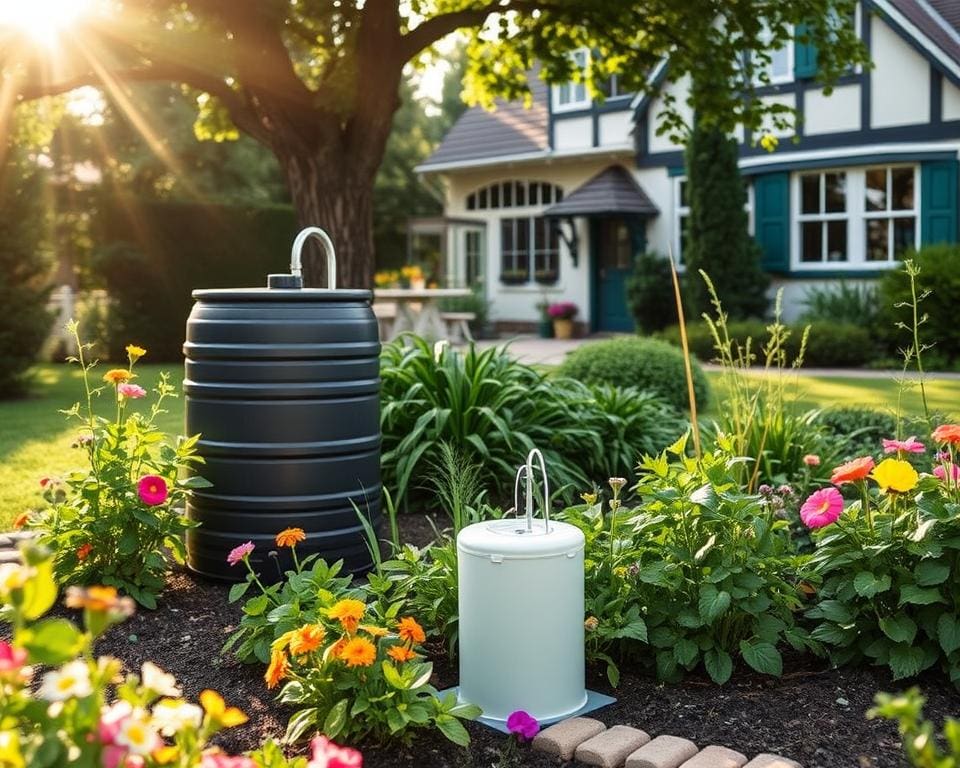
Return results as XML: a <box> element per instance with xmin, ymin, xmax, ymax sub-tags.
<box><xmin>1</xmin><ymin>362</ymin><xmax>958</xmax><ymax>530</ymax></box>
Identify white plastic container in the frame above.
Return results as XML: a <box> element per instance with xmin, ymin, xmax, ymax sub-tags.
<box><xmin>457</xmin><ymin>450</ymin><xmax>586</xmax><ymax>723</ymax></box>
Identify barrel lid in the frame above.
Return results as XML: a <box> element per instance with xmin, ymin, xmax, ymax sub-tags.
<box><xmin>457</xmin><ymin>519</ymin><xmax>584</xmax><ymax>560</ymax></box>
<box><xmin>192</xmin><ymin>287</ymin><xmax>372</xmax><ymax>302</ymax></box>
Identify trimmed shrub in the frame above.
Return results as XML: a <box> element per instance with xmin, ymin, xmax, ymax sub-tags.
<box><xmin>800</xmin><ymin>281</ymin><xmax>881</xmax><ymax>329</ymax></box>
<box><xmin>626</xmin><ymin>252</ymin><xmax>675</xmax><ymax>333</ymax></box>
<box><xmin>0</xmin><ymin>158</ymin><xmax>53</xmax><ymax>397</ymax></box>
<box><xmin>878</xmin><ymin>245</ymin><xmax>960</xmax><ymax>363</ymax></box>
<box><xmin>558</xmin><ymin>336</ymin><xmax>709</xmax><ymax>411</ymax></box>
<box><xmin>818</xmin><ymin>406</ymin><xmax>898</xmax><ymax>459</ymax></box>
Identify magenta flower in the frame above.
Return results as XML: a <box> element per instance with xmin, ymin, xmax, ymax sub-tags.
<box><xmin>934</xmin><ymin>464</ymin><xmax>960</xmax><ymax>482</ymax></box>
<box><xmin>118</xmin><ymin>383</ymin><xmax>147</xmax><ymax>399</ymax></box>
<box><xmin>227</xmin><ymin>541</ymin><xmax>255</xmax><ymax>566</ymax></box>
<box><xmin>882</xmin><ymin>436</ymin><xmax>926</xmax><ymax>454</ymax></box>
<box><xmin>137</xmin><ymin>475</ymin><xmax>168</xmax><ymax>506</ymax></box>
<box><xmin>506</xmin><ymin>710</ymin><xmax>540</xmax><ymax>741</ymax></box>
<box><xmin>200</xmin><ymin>754</ymin><xmax>256</xmax><ymax>768</ymax></box>
<box><xmin>309</xmin><ymin>736</ymin><xmax>363</xmax><ymax>767</ymax></box>
<box><xmin>0</xmin><ymin>640</ymin><xmax>26</xmax><ymax>677</ymax></box>
<box><xmin>799</xmin><ymin>487</ymin><xmax>844</xmax><ymax>529</ymax></box>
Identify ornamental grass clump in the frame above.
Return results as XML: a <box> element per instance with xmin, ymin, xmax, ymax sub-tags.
<box><xmin>21</xmin><ymin>323</ymin><xmax>210</xmax><ymax>608</ymax></box>
<box><xmin>803</xmin><ymin>426</ymin><xmax>960</xmax><ymax>683</ymax></box>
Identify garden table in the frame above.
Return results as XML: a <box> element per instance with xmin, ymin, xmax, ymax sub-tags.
<box><xmin>374</xmin><ymin>287</ymin><xmax>471</xmax><ymax>341</ymax></box>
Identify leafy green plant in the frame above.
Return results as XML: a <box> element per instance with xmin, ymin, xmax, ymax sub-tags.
<box><xmin>626</xmin><ymin>252</ymin><xmax>675</xmax><ymax>333</ymax></box>
<box><xmin>558</xmin><ymin>336</ymin><xmax>709</xmax><ymax>412</ymax></box>
<box><xmin>869</xmin><ymin>688</ymin><xmax>960</xmax><ymax>767</ymax></box>
<box><xmin>819</xmin><ymin>406</ymin><xmax>898</xmax><ymax>459</ymax></box>
<box><xmin>801</xmin><ymin>281</ymin><xmax>880</xmax><ymax>328</ymax></box>
<box><xmin>24</xmin><ymin>325</ymin><xmax>208</xmax><ymax>607</ymax></box>
<box><xmin>560</xmin><ymin>436</ymin><xmax>815</xmax><ymax>687</ymax></box>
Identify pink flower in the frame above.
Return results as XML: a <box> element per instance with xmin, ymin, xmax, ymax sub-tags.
<box><xmin>803</xmin><ymin>454</ymin><xmax>821</xmax><ymax>467</ymax></box>
<box><xmin>882</xmin><ymin>436</ymin><xmax>926</xmax><ymax>454</ymax></box>
<box><xmin>137</xmin><ymin>476</ymin><xmax>168</xmax><ymax>506</ymax></box>
<box><xmin>227</xmin><ymin>542</ymin><xmax>255</xmax><ymax>567</ymax></box>
<box><xmin>200</xmin><ymin>754</ymin><xmax>255</xmax><ymax>768</ymax></box>
<box><xmin>799</xmin><ymin>487</ymin><xmax>844</xmax><ymax>529</ymax></box>
<box><xmin>98</xmin><ymin>700</ymin><xmax>133</xmax><ymax>746</ymax></box>
<box><xmin>0</xmin><ymin>641</ymin><xmax>27</xmax><ymax>678</ymax></box>
<box><xmin>309</xmin><ymin>736</ymin><xmax>363</xmax><ymax>768</ymax></box>
<box><xmin>506</xmin><ymin>710</ymin><xmax>540</xmax><ymax>741</ymax></box>
<box><xmin>117</xmin><ymin>383</ymin><xmax>146</xmax><ymax>400</ymax></box>
<box><xmin>934</xmin><ymin>464</ymin><xmax>960</xmax><ymax>482</ymax></box>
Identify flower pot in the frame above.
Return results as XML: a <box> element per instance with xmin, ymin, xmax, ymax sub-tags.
<box><xmin>553</xmin><ymin>318</ymin><xmax>574</xmax><ymax>339</ymax></box>
<box><xmin>538</xmin><ymin>318</ymin><xmax>554</xmax><ymax>338</ymax></box>
<box><xmin>410</xmin><ymin>277</ymin><xmax>426</xmax><ymax>291</ymax></box>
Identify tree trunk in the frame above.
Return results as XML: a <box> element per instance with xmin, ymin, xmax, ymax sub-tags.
<box><xmin>279</xmin><ymin>150</ymin><xmax>377</xmax><ymax>290</ymax></box>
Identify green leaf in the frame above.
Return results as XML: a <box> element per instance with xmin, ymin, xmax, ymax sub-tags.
<box><xmin>606</xmin><ymin>661</ymin><xmax>620</xmax><ymax>688</ymax></box>
<box><xmin>704</xmin><ymin>648</ymin><xmax>733</xmax><ymax>685</ymax></box>
<box><xmin>694</xmin><ymin>534</ymin><xmax>717</xmax><ymax>563</ymax></box>
<box><xmin>228</xmin><ymin>580</ymin><xmax>251</xmax><ymax>603</ymax></box>
<box><xmin>899</xmin><ymin>585</ymin><xmax>945</xmax><ymax>606</ymax></box>
<box><xmin>888</xmin><ymin>643</ymin><xmax>925</xmax><ymax>680</ymax></box>
<box><xmin>381</xmin><ymin>661</ymin><xmax>407</xmax><ymax>690</ymax></box>
<box><xmin>20</xmin><ymin>557</ymin><xmax>57</xmax><ymax>621</ymax></box>
<box><xmin>21</xmin><ymin>618</ymin><xmax>83</xmax><ymax>665</ymax></box>
<box><xmin>853</xmin><ymin>571</ymin><xmax>892</xmax><ymax>598</ymax></box>
<box><xmin>435</xmin><ymin>714</ymin><xmax>471</xmax><ymax>746</ymax></box>
<box><xmin>386</xmin><ymin>708</ymin><xmax>406</xmax><ymax>733</ymax></box>
<box><xmin>914</xmin><ymin>560</ymin><xmax>950</xmax><ymax>586</ymax></box>
<box><xmin>243</xmin><ymin>595</ymin><xmax>270</xmax><ymax>616</ymax></box>
<box><xmin>673</xmin><ymin>638</ymin><xmax>698</xmax><ymax>667</ymax></box>
<box><xmin>739</xmin><ymin>640</ymin><xmax>782</xmax><ymax>677</ymax></box>
<box><xmin>698</xmin><ymin>583</ymin><xmax>731</xmax><ymax>624</ymax></box>
<box><xmin>879</xmin><ymin>615</ymin><xmax>918</xmax><ymax>644</ymax></box>
<box><xmin>938</xmin><ymin>614</ymin><xmax>960</xmax><ymax>655</ymax></box>
<box><xmin>284</xmin><ymin>707</ymin><xmax>317</xmax><ymax>743</ymax></box>
<box><xmin>323</xmin><ymin>699</ymin><xmax>349</xmax><ymax>739</ymax></box>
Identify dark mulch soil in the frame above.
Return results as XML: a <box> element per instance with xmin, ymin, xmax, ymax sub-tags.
<box><xmin>58</xmin><ymin>515</ymin><xmax>960</xmax><ymax>766</ymax></box>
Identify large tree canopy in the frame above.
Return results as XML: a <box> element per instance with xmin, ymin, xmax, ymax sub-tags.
<box><xmin>2</xmin><ymin>0</ymin><xmax>869</xmax><ymax>287</ymax></box>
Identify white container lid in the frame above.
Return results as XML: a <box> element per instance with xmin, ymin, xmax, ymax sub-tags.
<box><xmin>457</xmin><ymin>519</ymin><xmax>584</xmax><ymax>560</ymax></box>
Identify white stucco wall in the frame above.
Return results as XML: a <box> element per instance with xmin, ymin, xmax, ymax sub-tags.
<box><xmin>758</xmin><ymin>93</ymin><xmax>798</xmax><ymax>138</ymax></box>
<box><xmin>768</xmin><ymin>277</ymin><xmax>881</xmax><ymax>323</ymax></box>
<box><xmin>635</xmin><ymin>167</ymin><xmax>675</xmax><ymax>257</ymax></box>
<box><xmin>804</xmin><ymin>84</ymin><xmax>861</xmax><ymax>134</ymax></box>
<box><xmin>598</xmin><ymin>111</ymin><xmax>634</xmax><ymax>147</ymax></box>
<box><xmin>554</xmin><ymin>117</ymin><xmax>592</xmax><ymax>151</ymax></box>
<box><xmin>944</xmin><ymin>78</ymin><xmax>960</xmax><ymax>122</ymax></box>
<box><xmin>647</xmin><ymin>74</ymin><xmax>692</xmax><ymax>153</ymax></box>
<box><xmin>871</xmin><ymin>15</ymin><xmax>930</xmax><ymax>128</ymax></box>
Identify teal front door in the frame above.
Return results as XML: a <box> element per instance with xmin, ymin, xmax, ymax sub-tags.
<box><xmin>593</xmin><ymin>218</ymin><xmax>637</xmax><ymax>332</ymax></box>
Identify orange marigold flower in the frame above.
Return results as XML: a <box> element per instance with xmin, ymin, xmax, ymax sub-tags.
<box><xmin>359</xmin><ymin>624</ymin><xmax>388</xmax><ymax>638</ymax></box>
<box><xmin>12</xmin><ymin>512</ymin><xmax>28</xmax><ymax>530</ymax></box>
<box><xmin>76</xmin><ymin>543</ymin><xmax>93</xmax><ymax>561</ymax></box>
<box><xmin>290</xmin><ymin>624</ymin><xmax>325</xmax><ymax>656</ymax></box>
<box><xmin>327</xmin><ymin>637</ymin><xmax>349</xmax><ymax>661</ymax></box>
<box><xmin>328</xmin><ymin>599</ymin><xmax>366</xmax><ymax>633</ymax></box>
<box><xmin>339</xmin><ymin>637</ymin><xmax>377</xmax><ymax>668</ymax></box>
<box><xmin>264</xmin><ymin>649</ymin><xmax>288</xmax><ymax>689</ymax></box>
<box><xmin>932</xmin><ymin>424</ymin><xmax>960</xmax><ymax>445</ymax></box>
<box><xmin>65</xmin><ymin>585</ymin><xmax>134</xmax><ymax>617</ymax></box>
<box><xmin>830</xmin><ymin>456</ymin><xmax>875</xmax><ymax>485</ymax></box>
<box><xmin>397</xmin><ymin>617</ymin><xmax>426</xmax><ymax>645</ymax></box>
<box><xmin>275</xmin><ymin>527</ymin><xmax>306</xmax><ymax>548</ymax></box>
<box><xmin>102</xmin><ymin>369</ymin><xmax>134</xmax><ymax>385</ymax></box>
<box><xmin>387</xmin><ymin>645</ymin><xmax>417</xmax><ymax>664</ymax></box>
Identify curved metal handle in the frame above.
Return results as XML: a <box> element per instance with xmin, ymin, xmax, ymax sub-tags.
<box><xmin>512</xmin><ymin>448</ymin><xmax>550</xmax><ymax>532</ymax></box>
<box><xmin>291</xmin><ymin>227</ymin><xmax>337</xmax><ymax>289</ymax></box>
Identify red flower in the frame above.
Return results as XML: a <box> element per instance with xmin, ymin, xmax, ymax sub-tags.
<box><xmin>830</xmin><ymin>456</ymin><xmax>875</xmax><ymax>485</ymax></box>
<box><xmin>12</xmin><ymin>512</ymin><xmax>28</xmax><ymax>530</ymax></box>
<box><xmin>137</xmin><ymin>476</ymin><xmax>168</xmax><ymax>506</ymax></box>
<box><xmin>932</xmin><ymin>424</ymin><xmax>960</xmax><ymax>445</ymax></box>
<box><xmin>76</xmin><ymin>543</ymin><xmax>93</xmax><ymax>562</ymax></box>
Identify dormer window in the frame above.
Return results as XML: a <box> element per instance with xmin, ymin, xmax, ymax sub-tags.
<box><xmin>552</xmin><ymin>49</ymin><xmax>590</xmax><ymax>112</ymax></box>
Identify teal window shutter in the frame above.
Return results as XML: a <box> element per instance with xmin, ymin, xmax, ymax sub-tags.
<box><xmin>753</xmin><ymin>173</ymin><xmax>790</xmax><ymax>273</ymax></box>
<box><xmin>921</xmin><ymin>160</ymin><xmax>958</xmax><ymax>245</ymax></box>
<box><xmin>794</xmin><ymin>22</ymin><xmax>819</xmax><ymax>79</ymax></box>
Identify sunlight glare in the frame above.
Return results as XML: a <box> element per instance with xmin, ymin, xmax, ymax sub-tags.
<box><xmin>0</xmin><ymin>0</ymin><xmax>94</xmax><ymax>47</ymax></box>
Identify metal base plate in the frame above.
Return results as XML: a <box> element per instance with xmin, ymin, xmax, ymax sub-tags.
<box><xmin>438</xmin><ymin>688</ymin><xmax>616</xmax><ymax>734</ymax></box>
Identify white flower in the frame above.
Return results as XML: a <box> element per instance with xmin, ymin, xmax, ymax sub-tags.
<box><xmin>38</xmin><ymin>660</ymin><xmax>92</xmax><ymax>701</ymax></box>
<box><xmin>0</xmin><ymin>563</ymin><xmax>31</xmax><ymax>594</ymax></box>
<box><xmin>151</xmin><ymin>698</ymin><xmax>202</xmax><ymax>736</ymax></box>
<box><xmin>115</xmin><ymin>709</ymin><xmax>159</xmax><ymax>755</ymax></box>
<box><xmin>140</xmin><ymin>661</ymin><xmax>180</xmax><ymax>697</ymax></box>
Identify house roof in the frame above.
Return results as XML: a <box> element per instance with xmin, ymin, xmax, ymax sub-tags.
<box><xmin>543</xmin><ymin>165</ymin><xmax>659</xmax><ymax>217</ymax></box>
<box><xmin>927</xmin><ymin>0</ymin><xmax>960</xmax><ymax>33</ymax></box>
<box><xmin>417</xmin><ymin>68</ymin><xmax>549</xmax><ymax>172</ymax></box>
<box><xmin>888</xmin><ymin>0</ymin><xmax>960</xmax><ymax>72</ymax></box>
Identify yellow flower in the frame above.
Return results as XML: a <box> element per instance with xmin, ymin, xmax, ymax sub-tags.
<box><xmin>760</xmin><ymin>132</ymin><xmax>779</xmax><ymax>152</ymax></box>
<box><xmin>328</xmin><ymin>599</ymin><xmax>366</xmax><ymax>633</ymax></box>
<box><xmin>275</xmin><ymin>527</ymin><xmax>306</xmax><ymax>548</ymax></box>
<box><xmin>339</xmin><ymin>637</ymin><xmax>377</xmax><ymax>668</ymax></box>
<box><xmin>871</xmin><ymin>458</ymin><xmax>919</xmax><ymax>493</ymax></box>
<box><xmin>264</xmin><ymin>649</ymin><xmax>288</xmax><ymax>690</ymax></box>
<box><xmin>125</xmin><ymin>345</ymin><xmax>146</xmax><ymax>363</ymax></box>
<box><xmin>289</xmin><ymin>624</ymin><xmax>325</xmax><ymax>656</ymax></box>
<box><xmin>103</xmin><ymin>369</ymin><xmax>134</xmax><ymax>385</ymax></box>
<box><xmin>397</xmin><ymin>616</ymin><xmax>426</xmax><ymax>645</ymax></box>
<box><xmin>580</xmin><ymin>492</ymin><xmax>598</xmax><ymax>505</ymax></box>
<box><xmin>152</xmin><ymin>746</ymin><xmax>179</xmax><ymax>765</ymax></box>
<box><xmin>199</xmin><ymin>690</ymin><xmax>248</xmax><ymax>726</ymax></box>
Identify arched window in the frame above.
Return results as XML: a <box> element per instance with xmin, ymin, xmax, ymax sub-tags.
<box><xmin>465</xmin><ymin>180</ymin><xmax>564</xmax><ymax>211</ymax></box>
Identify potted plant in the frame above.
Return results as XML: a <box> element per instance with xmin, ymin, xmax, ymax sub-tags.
<box><xmin>500</xmin><ymin>269</ymin><xmax>528</xmax><ymax>286</ymax></box>
<box><xmin>401</xmin><ymin>264</ymin><xmax>426</xmax><ymax>290</ymax></box>
<box><xmin>536</xmin><ymin>299</ymin><xmax>553</xmax><ymax>338</ymax></box>
<box><xmin>547</xmin><ymin>301</ymin><xmax>578</xmax><ymax>339</ymax></box>
<box><xmin>534</xmin><ymin>268</ymin><xmax>559</xmax><ymax>285</ymax></box>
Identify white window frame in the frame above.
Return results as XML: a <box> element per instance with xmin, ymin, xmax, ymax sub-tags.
<box><xmin>673</xmin><ymin>176</ymin><xmax>754</xmax><ymax>267</ymax></box>
<box><xmin>754</xmin><ymin>23</ymin><xmax>794</xmax><ymax>86</ymax></box>
<box><xmin>863</xmin><ymin>166</ymin><xmax>920</xmax><ymax>264</ymax></box>
<box><xmin>789</xmin><ymin>164</ymin><xmax>920</xmax><ymax>272</ymax></box>
<box><xmin>552</xmin><ymin>48</ymin><xmax>591</xmax><ymax>113</ymax></box>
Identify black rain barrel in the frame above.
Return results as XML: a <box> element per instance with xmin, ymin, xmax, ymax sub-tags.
<box><xmin>183</xmin><ymin>227</ymin><xmax>381</xmax><ymax>581</ymax></box>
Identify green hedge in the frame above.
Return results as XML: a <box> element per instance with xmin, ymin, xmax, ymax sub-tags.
<box><xmin>558</xmin><ymin>336</ymin><xmax>709</xmax><ymax>411</ymax></box>
<box><xmin>94</xmin><ymin>200</ymin><xmax>297</xmax><ymax>360</ymax></box>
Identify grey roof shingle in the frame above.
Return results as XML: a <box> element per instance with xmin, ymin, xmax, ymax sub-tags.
<box><xmin>543</xmin><ymin>165</ymin><xmax>659</xmax><ymax>217</ymax></box>
<box><xmin>890</xmin><ymin>0</ymin><xmax>960</xmax><ymax>69</ymax></box>
<box><xmin>418</xmin><ymin>68</ymin><xmax>548</xmax><ymax>171</ymax></box>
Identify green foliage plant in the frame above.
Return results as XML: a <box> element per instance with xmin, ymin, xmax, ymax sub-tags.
<box><xmin>0</xmin><ymin>543</ymin><xmax>300</xmax><ymax>767</ymax></box>
<box><xmin>558</xmin><ymin>336</ymin><xmax>709</xmax><ymax>412</ymax></box>
<box><xmin>801</xmin><ymin>281</ymin><xmax>880</xmax><ymax>328</ymax></box>
<box><xmin>869</xmin><ymin>688</ymin><xmax>960</xmax><ymax>767</ymax></box>
<box><xmin>626</xmin><ymin>252</ymin><xmax>676</xmax><ymax>333</ymax></box>
<box><xmin>24</xmin><ymin>324</ymin><xmax>208</xmax><ymax>607</ymax></box>
<box><xmin>560</xmin><ymin>436</ymin><xmax>815</xmax><ymax>687</ymax></box>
